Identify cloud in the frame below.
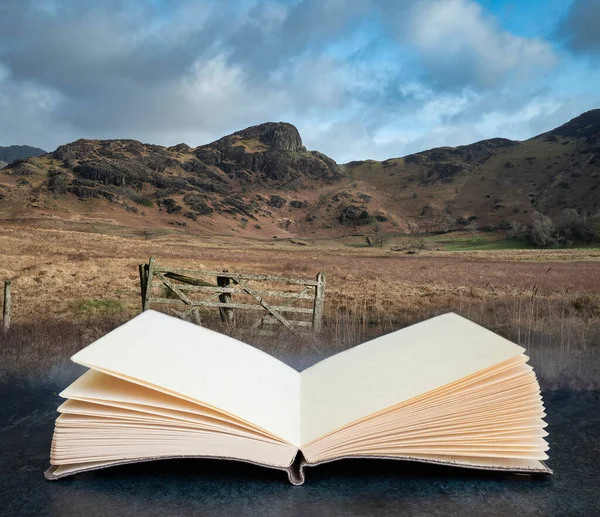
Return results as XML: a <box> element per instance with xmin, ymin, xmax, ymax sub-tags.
<box><xmin>0</xmin><ymin>64</ymin><xmax>68</xmax><ymax>148</ymax></box>
<box><xmin>383</xmin><ymin>0</ymin><xmax>557</xmax><ymax>90</ymax></box>
<box><xmin>0</xmin><ymin>0</ymin><xmax>595</xmax><ymax>165</ymax></box>
<box><xmin>557</xmin><ymin>0</ymin><xmax>600</xmax><ymax>55</ymax></box>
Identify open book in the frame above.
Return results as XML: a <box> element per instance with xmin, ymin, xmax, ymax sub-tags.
<box><xmin>45</xmin><ymin>310</ymin><xmax>551</xmax><ymax>484</ymax></box>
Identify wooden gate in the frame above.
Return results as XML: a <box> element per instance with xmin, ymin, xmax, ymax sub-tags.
<box><xmin>139</xmin><ymin>257</ymin><xmax>325</xmax><ymax>333</ymax></box>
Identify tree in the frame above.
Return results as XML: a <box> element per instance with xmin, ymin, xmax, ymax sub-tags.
<box><xmin>507</xmin><ymin>220</ymin><xmax>526</xmax><ymax>240</ymax></box>
<box><xmin>465</xmin><ymin>220</ymin><xmax>478</xmax><ymax>241</ymax></box>
<box><xmin>439</xmin><ymin>213</ymin><xmax>454</xmax><ymax>233</ymax></box>
<box><xmin>558</xmin><ymin>208</ymin><xmax>583</xmax><ymax>242</ymax></box>
<box><xmin>529</xmin><ymin>212</ymin><xmax>555</xmax><ymax>247</ymax></box>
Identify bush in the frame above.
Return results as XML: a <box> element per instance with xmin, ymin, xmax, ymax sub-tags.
<box><xmin>182</xmin><ymin>194</ymin><xmax>213</xmax><ymax>215</ymax></box>
<box><xmin>129</xmin><ymin>193</ymin><xmax>154</xmax><ymax>207</ymax></box>
<box><xmin>162</xmin><ymin>198</ymin><xmax>182</xmax><ymax>214</ymax></box>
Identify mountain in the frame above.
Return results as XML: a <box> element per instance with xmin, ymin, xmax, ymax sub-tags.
<box><xmin>0</xmin><ymin>112</ymin><xmax>599</xmax><ymax>238</ymax></box>
<box><xmin>345</xmin><ymin>110</ymin><xmax>600</xmax><ymax>233</ymax></box>
<box><xmin>0</xmin><ymin>145</ymin><xmax>46</xmax><ymax>164</ymax></box>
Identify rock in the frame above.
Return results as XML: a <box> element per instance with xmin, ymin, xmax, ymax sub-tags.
<box><xmin>142</xmin><ymin>153</ymin><xmax>180</xmax><ymax>172</ymax></box>
<box><xmin>193</xmin><ymin>122</ymin><xmax>340</xmax><ymax>183</ymax></box>
<box><xmin>54</xmin><ymin>139</ymin><xmax>97</xmax><ymax>162</ymax></box>
<box><xmin>338</xmin><ymin>205</ymin><xmax>372</xmax><ymax>226</ymax></box>
<box><xmin>0</xmin><ymin>161</ymin><xmax>7</xmax><ymax>169</ymax></box>
<box><xmin>67</xmin><ymin>185</ymin><xmax>100</xmax><ymax>199</ymax></box>
<box><xmin>290</xmin><ymin>200</ymin><xmax>308</xmax><ymax>209</ymax></box>
<box><xmin>217</xmin><ymin>122</ymin><xmax>303</xmax><ymax>152</ymax></box>
<box><xmin>152</xmin><ymin>176</ymin><xmax>189</xmax><ymax>192</ymax></box>
<box><xmin>74</xmin><ymin>159</ymin><xmax>150</xmax><ymax>188</ymax></box>
<box><xmin>181</xmin><ymin>158</ymin><xmax>209</xmax><ymax>173</ymax></box>
<box><xmin>223</xmin><ymin>195</ymin><xmax>256</xmax><ymax>219</ymax></box>
<box><xmin>193</xmin><ymin>148</ymin><xmax>221</xmax><ymax>165</ymax></box>
<box><xmin>47</xmin><ymin>170</ymin><xmax>69</xmax><ymax>195</ymax></box>
<box><xmin>269</xmin><ymin>195</ymin><xmax>287</xmax><ymax>208</ymax></box>
<box><xmin>168</xmin><ymin>143</ymin><xmax>192</xmax><ymax>153</ymax></box>
<box><xmin>8</xmin><ymin>160</ymin><xmax>39</xmax><ymax>176</ymax></box>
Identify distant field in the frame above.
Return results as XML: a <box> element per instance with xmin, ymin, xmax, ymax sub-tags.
<box><xmin>1</xmin><ymin>225</ymin><xmax>599</xmax><ymax>390</ymax></box>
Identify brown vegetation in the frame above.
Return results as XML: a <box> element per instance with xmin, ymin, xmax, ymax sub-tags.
<box><xmin>1</xmin><ymin>226</ymin><xmax>599</xmax><ymax>390</ymax></box>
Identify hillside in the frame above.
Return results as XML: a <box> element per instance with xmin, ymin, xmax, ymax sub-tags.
<box><xmin>346</xmin><ymin>110</ymin><xmax>600</xmax><ymax>233</ymax></box>
<box><xmin>0</xmin><ymin>112</ymin><xmax>599</xmax><ymax>238</ymax></box>
<box><xmin>0</xmin><ymin>145</ymin><xmax>46</xmax><ymax>165</ymax></box>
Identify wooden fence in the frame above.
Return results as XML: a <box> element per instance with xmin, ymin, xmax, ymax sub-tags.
<box><xmin>139</xmin><ymin>257</ymin><xmax>325</xmax><ymax>333</ymax></box>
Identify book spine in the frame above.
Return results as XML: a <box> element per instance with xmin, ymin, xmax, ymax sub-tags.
<box><xmin>286</xmin><ymin>452</ymin><xmax>307</xmax><ymax>485</ymax></box>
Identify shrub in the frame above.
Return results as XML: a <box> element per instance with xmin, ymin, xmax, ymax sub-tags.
<box><xmin>162</xmin><ymin>198</ymin><xmax>182</xmax><ymax>214</ymax></box>
<box><xmin>129</xmin><ymin>193</ymin><xmax>154</xmax><ymax>207</ymax></box>
<box><xmin>182</xmin><ymin>194</ymin><xmax>213</xmax><ymax>215</ymax></box>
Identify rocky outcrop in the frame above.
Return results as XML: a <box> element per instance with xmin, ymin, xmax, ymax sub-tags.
<box><xmin>210</xmin><ymin>122</ymin><xmax>304</xmax><ymax>153</ymax></box>
<box><xmin>269</xmin><ymin>195</ymin><xmax>287</xmax><ymax>208</ymax></box>
<box><xmin>195</xmin><ymin>122</ymin><xmax>341</xmax><ymax>182</ymax></box>
<box><xmin>338</xmin><ymin>205</ymin><xmax>373</xmax><ymax>225</ymax></box>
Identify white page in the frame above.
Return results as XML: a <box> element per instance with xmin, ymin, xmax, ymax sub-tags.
<box><xmin>300</xmin><ymin>313</ymin><xmax>525</xmax><ymax>445</ymax></box>
<box><xmin>70</xmin><ymin>310</ymin><xmax>301</xmax><ymax>445</ymax></box>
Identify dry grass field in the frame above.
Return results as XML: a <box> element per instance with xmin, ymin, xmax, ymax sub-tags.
<box><xmin>1</xmin><ymin>224</ymin><xmax>600</xmax><ymax>390</ymax></box>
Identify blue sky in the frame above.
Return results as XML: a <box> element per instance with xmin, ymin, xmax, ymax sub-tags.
<box><xmin>0</xmin><ymin>0</ymin><xmax>599</xmax><ymax>162</ymax></box>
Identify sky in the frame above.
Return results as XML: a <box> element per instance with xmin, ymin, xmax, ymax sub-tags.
<box><xmin>0</xmin><ymin>0</ymin><xmax>599</xmax><ymax>163</ymax></box>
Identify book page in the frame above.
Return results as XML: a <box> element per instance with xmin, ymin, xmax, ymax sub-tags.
<box><xmin>70</xmin><ymin>310</ymin><xmax>301</xmax><ymax>446</ymax></box>
<box><xmin>300</xmin><ymin>313</ymin><xmax>525</xmax><ymax>446</ymax></box>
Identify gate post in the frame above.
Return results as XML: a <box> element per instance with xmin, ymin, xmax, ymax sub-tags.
<box><xmin>142</xmin><ymin>256</ymin><xmax>155</xmax><ymax>311</ymax></box>
<box><xmin>217</xmin><ymin>270</ymin><xmax>235</xmax><ymax>325</ymax></box>
<box><xmin>312</xmin><ymin>272</ymin><xmax>325</xmax><ymax>333</ymax></box>
<box><xmin>138</xmin><ymin>264</ymin><xmax>147</xmax><ymax>311</ymax></box>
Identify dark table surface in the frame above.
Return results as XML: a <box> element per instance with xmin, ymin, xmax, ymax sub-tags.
<box><xmin>1</xmin><ymin>380</ymin><xmax>599</xmax><ymax>517</ymax></box>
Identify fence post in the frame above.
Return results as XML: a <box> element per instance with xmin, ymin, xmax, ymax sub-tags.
<box><xmin>312</xmin><ymin>272</ymin><xmax>325</xmax><ymax>333</ymax></box>
<box><xmin>142</xmin><ymin>256</ymin><xmax>155</xmax><ymax>311</ymax></box>
<box><xmin>217</xmin><ymin>270</ymin><xmax>235</xmax><ymax>325</ymax></box>
<box><xmin>138</xmin><ymin>264</ymin><xmax>147</xmax><ymax>311</ymax></box>
<box><xmin>3</xmin><ymin>280</ymin><xmax>11</xmax><ymax>332</ymax></box>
